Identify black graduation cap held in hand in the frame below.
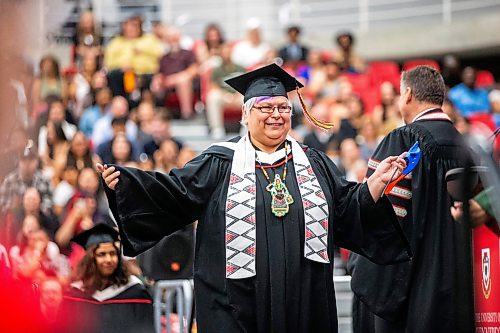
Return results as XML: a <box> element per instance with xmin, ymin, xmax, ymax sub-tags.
<box><xmin>224</xmin><ymin>63</ymin><xmax>334</xmax><ymax>130</ymax></box>
<box><xmin>72</xmin><ymin>223</ymin><xmax>120</xmax><ymax>250</ymax></box>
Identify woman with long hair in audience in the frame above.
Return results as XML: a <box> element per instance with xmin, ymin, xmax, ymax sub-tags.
<box><xmin>37</xmin><ymin>98</ymin><xmax>77</xmax><ymax>158</ymax></box>
<box><xmin>357</xmin><ymin>116</ymin><xmax>382</xmax><ymax>161</ymax></box>
<box><xmin>110</xmin><ymin>133</ymin><xmax>135</xmax><ymax>166</ymax></box>
<box><xmin>345</xmin><ymin>94</ymin><xmax>365</xmax><ymax>130</ymax></box>
<box><xmin>68</xmin><ymin>54</ymin><xmax>99</xmax><ymax>120</ymax></box>
<box><xmin>72</xmin><ymin>10</ymin><xmax>103</xmax><ymax>66</ymax></box>
<box><xmin>55</xmin><ymin>168</ymin><xmax>112</xmax><ymax>253</ymax></box>
<box><xmin>66</xmin><ymin>131</ymin><xmax>101</xmax><ymax>171</ymax></box>
<box><xmin>9</xmin><ymin>215</ymin><xmax>69</xmax><ymax>284</ymax></box>
<box><xmin>372</xmin><ymin>81</ymin><xmax>403</xmax><ymax>135</ymax></box>
<box><xmin>3</xmin><ymin>187</ymin><xmax>60</xmax><ymax>248</ymax></box>
<box><xmin>31</xmin><ymin>55</ymin><xmax>67</xmax><ymax>116</ymax></box>
<box><xmin>64</xmin><ymin>224</ymin><xmax>154</xmax><ymax>333</ymax></box>
<box><xmin>195</xmin><ymin>23</ymin><xmax>225</xmax><ymax>71</ymax></box>
<box><xmin>41</xmin><ymin>120</ymin><xmax>70</xmax><ymax>186</ymax></box>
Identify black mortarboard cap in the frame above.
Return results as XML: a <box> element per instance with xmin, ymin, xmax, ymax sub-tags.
<box><xmin>71</xmin><ymin>223</ymin><xmax>119</xmax><ymax>250</ymax></box>
<box><xmin>225</xmin><ymin>63</ymin><xmax>304</xmax><ymax>102</ymax></box>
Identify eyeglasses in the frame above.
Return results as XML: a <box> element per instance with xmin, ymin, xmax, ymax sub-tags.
<box><xmin>253</xmin><ymin>105</ymin><xmax>292</xmax><ymax>114</ymax></box>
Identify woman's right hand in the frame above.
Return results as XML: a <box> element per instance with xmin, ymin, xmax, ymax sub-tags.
<box><xmin>96</xmin><ymin>163</ymin><xmax>120</xmax><ymax>190</ymax></box>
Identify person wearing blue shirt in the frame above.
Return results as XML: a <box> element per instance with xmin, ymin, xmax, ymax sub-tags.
<box><xmin>448</xmin><ymin>66</ymin><xmax>490</xmax><ymax>118</ymax></box>
<box><xmin>489</xmin><ymin>89</ymin><xmax>500</xmax><ymax>127</ymax></box>
<box><xmin>79</xmin><ymin>87</ymin><xmax>111</xmax><ymax>138</ymax></box>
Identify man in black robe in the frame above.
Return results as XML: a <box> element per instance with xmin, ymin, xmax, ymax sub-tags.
<box><xmin>98</xmin><ymin>63</ymin><xmax>411</xmax><ymax>333</ymax></box>
<box><xmin>349</xmin><ymin>65</ymin><xmax>475</xmax><ymax>332</ymax></box>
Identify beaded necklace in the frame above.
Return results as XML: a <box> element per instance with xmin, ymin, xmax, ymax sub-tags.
<box><xmin>255</xmin><ymin>141</ymin><xmax>294</xmax><ymax>217</ymax></box>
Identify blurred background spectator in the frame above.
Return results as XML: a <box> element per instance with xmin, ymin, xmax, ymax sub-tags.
<box><xmin>0</xmin><ymin>144</ymin><xmax>53</xmax><ymax>215</ymax></box>
<box><xmin>31</xmin><ymin>55</ymin><xmax>68</xmax><ymax>117</ymax></box>
<box><xmin>231</xmin><ymin>18</ymin><xmax>271</xmax><ymax>69</ymax></box>
<box><xmin>79</xmin><ymin>86</ymin><xmax>112</xmax><ymax>138</ymax></box>
<box><xmin>72</xmin><ymin>10</ymin><xmax>103</xmax><ymax>67</ymax></box>
<box><xmin>448</xmin><ymin>66</ymin><xmax>490</xmax><ymax>117</ymax></box>
<box><xmin>104</xmin><ymin>14</ymin><xmax>162</xmax><ymax>105</ymax></box>
<box><xmin>441</xmin><ymin>54</ymin><xmax>462</xmax><ymax>88</ymax></box>
<box><xmin>37</xmin><ymin>98</ymin><xmax>77</xmax><ymax>157</ymax></box>
<box><xmin>279</xmin><ymin>25</ymin><xmax>309</xmax><ymax>65</ymax></box>
<box><xmin>152</xmin><ymin>26</ymin><xmax>199</xmax><ymax>119</ymax></box>
<box><xmin>92</xmin><ymin>95</ymin><xmax>137</xmax><ymax>148</ymax></box>
<box><xmin>490</xmin><ymin>89</ymin><xmax>500</xmax><ymax>127</ymax></box>
<box><xmin>205</xmin><ymin>43</ymin><xmax>245</xmax><ymax>138</ymax></box>
<box><xmin>195</xmin><ymin>23</ymin><xmax>225</xmax><ymax>72</ymax></box>
<box><xmin>332</xmin><ymin>31</ymin><xmax>366</xmax><ymax>74</ymax></box>
<box><xmin>68</xmin><ymin>54</ymin><xmax>99</xmax><ymax>120</ymax></box>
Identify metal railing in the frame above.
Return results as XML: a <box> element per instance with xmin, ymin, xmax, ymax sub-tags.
<box><xmin>153</xmin><ymin>279</ymin><xmax>194</xmax><ymax>333</ymax></box>
<box><xmin>153</xmin><ymin>276</ymin><xmax>353</xmax><ymax>333</ymax></box>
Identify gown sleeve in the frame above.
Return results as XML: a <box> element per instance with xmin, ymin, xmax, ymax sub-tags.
<box><xmin>310</xmin><ymin>149</ymin><xmax>412</xmax><ymax>265</ymax></box>
<box><xmin>104</xmin><ymin>153</ymin><xmax>225</xmax><ymax>256</ymax></box>
<box><xmin>347</xmin><ymin>128</ymin><xmax>417</xmax><ymax>320</ymax></box>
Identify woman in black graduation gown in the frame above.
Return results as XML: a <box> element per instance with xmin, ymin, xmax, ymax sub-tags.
<box><xmin>63</xmin><ymin>223</ymin><xmax>154</xmax><ymax>333</ymax></box>
<box><xmin>97</xmin><ymin>63</ymin><xmax>411</xmax><ymax>333</ymax></box>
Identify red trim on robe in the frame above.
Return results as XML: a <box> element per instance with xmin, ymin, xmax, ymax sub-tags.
<box><xmin>64</xmin><ymin>296</ymin><xmax>153</xmax><ymax>305</ymax></box>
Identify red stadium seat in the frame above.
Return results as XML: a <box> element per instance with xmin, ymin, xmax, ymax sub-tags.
<box><xmin>320</xmin><ymin>50</ymin><xmax>333</xmax><ymax>63</ymax></box>
<box><xmin>468</xmin><ymin>113</ymin><xmax>496</xmax><ymax>131</ymax></box>
<box><xmin>475</xmin><ymin>70</ymin><xmax>495</xmax><ymax>88</ymax></box>
<box><xmin>366</xmin><ymin>61</ymin><xmax>401</xmax><ymax>90</ymax></box>
<box><xmin>359</xmin><ymin>87</ymin><xmax>381</xmax><ymax>114</ymax></box>
<box><xmin>403</xmin><ymin>59</ymin><xmax>440</xmax><ymax>71</ymax></box>
<box><xmin>367</xmin><ymin>61</ymin><xmax>400</xmax><ymax>75</ymax></box>
<box><xmin>342</xmin><ymin>73</ymin><xmax>371</xmax><ymax>96</ymax></box>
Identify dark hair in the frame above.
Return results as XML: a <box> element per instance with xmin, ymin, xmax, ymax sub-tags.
<box><xmin>287</xmin><ymin>26</ymin><xmax>301</xmax><ymax>34</ymax></box>
<box><xmin>75</xmin><ymin>10</ymin><xmax>102</xmax><ymax>47</ymax></box>
<box><xmin>47</xmin><ymin>121</ymin><xmax>68</xmax><ymax>159</ymax></box>
<box><xmin>17</xmin><ymin>214</ymin><xmax>43</xmax><ymax>254</ymax></box>
<box><xmin>53</xmin><ymin>121</ymin><xmax>67</xmax><ymax>141</ymax></box>
<box><xmin>348</xmin><ymin>94</ymin><xmax>365</xmax><ymax>115</ymax></box>
<box><xmin>47</xmin><ymin>96</ymin><xmax>64</xmax><ymax>112</ymax></box>
<box><xmin>204</xmin><ymin>23</ymin><xmax>225</xmax><ymax>49</ymax></box>
<box><xmin>67</xmin><ymin>132</ymin><xmax>93</xmax><ymax>170</ymax></box>
<box><xmin>110</xmin><ymin>134</ymin><xmax>134</xmax><ymax>164</ymax></box>
<box><xmin>120</xmin><ymin>14</ymin><xmax>143</xmax><ymax>37</ymax></box>
<box><xmin>39</xmin><ymin>55</ymin><xmax>60</xmax><ymax>79</ymax></box>
<box><xmin>401</xmin><ymin>65</ymin><xmax>445</xmax><ymax>106</ymax></box>
<box><xmin>336</xmin><ymin>32</ymin><xmax>354</xmax><ymax>45</ymax></box>
<box><xmin>111</xmin><ymin>116</ymin><xmax>128</xmax><ymax>127</ymax></box>
<box><xmin>76</xmin><ymin>242</ymin><xmax>129</xmax><ymax>295</ymax></box>
<box><xmin>154</xmin><ymin>107</ymin><xmax>172</xmax><ymax>122</ymax></box>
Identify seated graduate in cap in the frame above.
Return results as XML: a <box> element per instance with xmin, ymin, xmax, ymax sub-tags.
<box><xmin>63</xmin><ymin>224</ymin><xmax>154</xmax><ymax>333</ymax></box>
<box><xmin>97</xmin><ymin>63</ymin><xmax>411</xmax><ymax>333</ymax></box>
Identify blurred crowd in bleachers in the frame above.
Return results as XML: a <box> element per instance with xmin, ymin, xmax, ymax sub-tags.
<box><xmin>0</xmin><ymin>9</ymin><xmax>499</xmax><ymax>329</ymax></box>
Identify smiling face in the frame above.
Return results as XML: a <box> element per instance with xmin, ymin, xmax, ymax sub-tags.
<box><xmin>244</xmin><ymin>96</ymin><xmax>291</xmax><ymax>152</ymax></box>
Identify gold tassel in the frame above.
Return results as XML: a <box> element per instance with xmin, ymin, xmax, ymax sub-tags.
<box><xmin>296</xmin><ymin>87</ymin><xmax>335</xmax><ymax>131</ymax></box>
